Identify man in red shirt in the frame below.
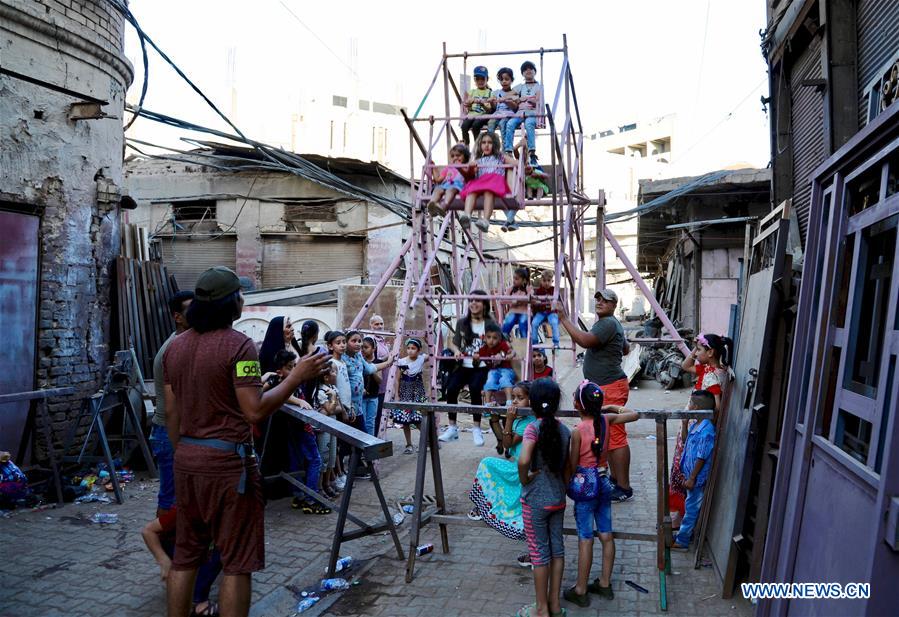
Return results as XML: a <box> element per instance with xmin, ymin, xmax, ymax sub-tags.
<box><xmin>164</xmin><ymin>267</ymin><xmax>328</xmax><ymax>617</ymax></box>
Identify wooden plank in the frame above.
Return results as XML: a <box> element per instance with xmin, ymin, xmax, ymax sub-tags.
<box><xmin>429</xmin><ymin>514</ymin><xmax>656</xmax><ymax>542</ymax></box>
<box><xmin>279</xmin><ymin>405</ymin><xmax>392</xmax><ymax>459</ymax></box>
<box><xmin>389</xmin><ymin>401</ymin><xmax>713</xmax><ymax>421</ymax></box>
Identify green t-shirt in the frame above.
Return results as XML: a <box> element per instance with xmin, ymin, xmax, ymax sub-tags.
<box><xmin>467</xmin><ymin>87</ymin><xmax>492</xmax><ymax>115</ymax></box>
<box><xmin>582</xmin><ymin>316</ymin><xmax>626</xmax><ymax>386</ymax></box>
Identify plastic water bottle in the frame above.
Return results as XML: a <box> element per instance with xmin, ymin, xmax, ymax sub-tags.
<box><xmin>402</xmin><ymin>505</ymin><xmax>414</xmax><ymax>514</ymax></box>
<box><xmin>392</xmin><ymin>512</ymin><xmax>405</xmax><ymax>526</ymax></box>
<box><xmin>415</xmin><ymin>543</ymin><xmax>434</xmax><ymax>556</ymax></box>
<box><xmin>296</xmin><ymin>596</ymin><xmax>320</xmax><ymax>612</ymax></box>
<box><xmin>320</xmin><ymin>577</ymin><xmax>350</xmax><ymax>591</ymax></box>
<box><xmin>90</xmin><ymin>513</ymin><xmax>119</xmax><ymax>524</ymax></box>
<box><xmin>327</xmin><ymin>556</ymin><xmax>353</xmax><ymax>573</ymax></box>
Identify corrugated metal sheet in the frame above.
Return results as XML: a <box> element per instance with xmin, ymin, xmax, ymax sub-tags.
<box><xmin>159</xmin><ymin>237</ymin><xmax>237</xmax><ymax>291</ymax></box>
<box><xmin>262</xmin><ymin>236</ymin><xmax>363</xmax><ymax>289</ymax></box>
<box><xmin>857</xmin><ymin>0</ymin><xmax>899</xmax><ymax>126</ymax></box>
<box><xmin>790</xmin><ymin>36</ymin><xmax>825</xmax><ymax>242</ymax></box>
<box><xmin>0</xmin><ymin>210</ymin><xmax>39</xmax><ymax>458</ymax></box>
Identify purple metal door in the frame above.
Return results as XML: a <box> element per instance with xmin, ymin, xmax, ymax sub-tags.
<box><xmin>777</xmin><ymin>139</ymin><xmax>899</xmax><ymax>615</ymax></box>
<box><xmin>0</xmin><ymin>210</ymin><xmax>39</xmax><ymax>458</ymax></box>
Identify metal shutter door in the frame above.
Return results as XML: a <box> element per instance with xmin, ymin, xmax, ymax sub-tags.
<box><xmin>262</xmin><ymin>236</ymin><xmax>363</xmax><ymax>288</ymax></box>
<box><xmin>790</xmin><ymin>37</ymin><xmax>825</xmax><ymax>243</ymax></box>
<box><xmin>857</xmin><ymin>0</ymin><xmax>899</xmax><ymax>126</ymax></box>
<box><xmin>159</xmin><ymin>237</ymin><xmax>237</xmax><ymax>291</ymax></box>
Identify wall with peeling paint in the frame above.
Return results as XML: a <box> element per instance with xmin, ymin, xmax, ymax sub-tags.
<box><xmin>0</xmin><ymin>0</ymin><xmax>132</xmax><ymax>457</ymax></box>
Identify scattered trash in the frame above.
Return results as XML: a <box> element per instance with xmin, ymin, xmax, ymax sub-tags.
<box><xmin>402</xmin><ymin>505</ymin><xmax>414</xmax><ymax>514</ymax></box>
<box><xmin>625</xmin><ymin>580</ymin><xmax>649</xmax><ymax>594</ymax></box>
<box><xmin>326</xmin><ymin>556</ymin><xmax>353</xmax><ymax>573</ymax></box>
<box><xmin>320</xmin><ymin>577</ymin><xmax>350</xmax><ymax>591</ymax></box>
<box><xmin>646</xmin><ymin>435</ymin><xmax>657</xmax><ymax>440</ymax></box>
<box><xmin>75</xmin><ymin>494</ymin><xmax>112</xmax><ymax>504</ymax></box>
<box><xmin>90</xmin><ymin>513</ymin><xmax>119</xmax><ymax>524</ymax></box>
<box><xmin>416</xmin><ymin>543</ymin><xmax>434</xmax><ymax>556</ymax></box>
<box><xmin>392</xmin><ymin>512</ymin><xmax>405</xmax><ymax>526</ymax></box>
<box><xmin>296</xmin><ymin>596</ymin><xmax>320</xmax><ymax>612</ymax></box>
<box><xmin>701</xmin><ymin>593</ymin><xmax>717</xmax><ymax>601</ymax></box>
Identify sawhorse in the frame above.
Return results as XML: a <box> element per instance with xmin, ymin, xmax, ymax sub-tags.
<box><xmin>391</xmin><ymin>401</ymin><xmax>712</xmax><ymax>611</ymax></box>
<box><xmin>263</xmin><ymin>404</ymin><xmax>405</xmax><ymax>576</ymax></box>
<box><xmin>60</xmin><ymin>387</ymin><xmax>156</xmax><ymax>504</ymax></box>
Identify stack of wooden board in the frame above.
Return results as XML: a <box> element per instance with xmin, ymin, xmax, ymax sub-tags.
<box><xmin>114</xmin><ymin>257</ymin><xmax>178</xmax><ymax>377</ymax></box>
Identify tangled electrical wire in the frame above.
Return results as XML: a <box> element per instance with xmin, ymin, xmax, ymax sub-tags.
<box><xmin>111</xmin><ymin>0</ymin><xmax>732</xmax><ymax>247</ymax></box>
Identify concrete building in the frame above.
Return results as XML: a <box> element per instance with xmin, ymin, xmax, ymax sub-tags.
<box><xmin>124</xmin><ymin>147</ymin><xmax>412</xmax><ymax>294</ymax></box>
<box><xmin>0</xmin><ymin>0</ymin><xmax>132</xmax><ymax>459</ymax></box>
<box><xmin>760</xmin><ymin>0</ymin><xmax>899</xmax><ymax>614</ymax></box>
<box><xmin>580</xmin><ymin>115</ymin><xmax>678</xmax><ymax>317</ymax></box>
<box><xmin>637</xmin><ymin>168</ymin><xmax>771</xmax><ymax>337</ymax></box>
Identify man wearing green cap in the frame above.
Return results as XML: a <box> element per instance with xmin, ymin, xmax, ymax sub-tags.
<box><xmin>163</xmin><ymin>266</ymin><xmax>329</xmax><ymax>617</ymax></box>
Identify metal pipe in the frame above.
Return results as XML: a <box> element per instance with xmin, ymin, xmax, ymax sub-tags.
<box><xmin>349</xmin><ymin>234</ymin><xmax>415</xmax><ymax>329</ymax></box>
<box><xmin>602</xmin><ymin>226</ymin><xmax>690</xmax><ymax>357</ymax></box>
<box><xmin>445</xmin><ymin>48</ymin><xmax>565</xmax><ymax>58</ymax></box>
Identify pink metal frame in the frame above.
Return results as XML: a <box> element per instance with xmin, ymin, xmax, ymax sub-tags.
<box><xmin>350</xmin><ymin>36</ymin><xmax>687</xmax><ymax>437</ymax></box>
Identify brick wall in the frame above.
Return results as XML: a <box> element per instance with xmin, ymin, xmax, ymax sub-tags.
<box><xmin>0</xmin><ymin>0</ymin><xmax>131</xmax><ymax>460</ymax></box>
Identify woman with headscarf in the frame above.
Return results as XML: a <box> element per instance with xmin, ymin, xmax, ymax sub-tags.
<box><xmin>259</xmin><ymin>316</ymin><xmax>302</xmax><ymax>374</ymax></box>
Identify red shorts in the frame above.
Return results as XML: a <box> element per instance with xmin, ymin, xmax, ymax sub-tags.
<box><xmin>172</xmin><ymin>462</ymin><xmax>265</xmax><ymax>575</ymax></box>
<box><xmin>601</xmin><ymin>377</ymin><xmax>630</xmax><ymax>450</ymax></box>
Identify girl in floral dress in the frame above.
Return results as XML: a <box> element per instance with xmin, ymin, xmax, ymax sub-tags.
<box><xmin>469</xmin><ymin>381</ymin><xmax>536</xmax><ymax>566</ymax></box>
<box><xmin>390</xmin><ymin>339</ymin><xmax>428</xmax><ymax>454</ymax></box>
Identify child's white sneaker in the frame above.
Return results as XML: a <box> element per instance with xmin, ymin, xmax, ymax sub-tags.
<box><xmin>334</xmin><ymin>475</ymin><xmax>347</xmax><ymax>490</ymax></box>
<box><xmin>472</xmin><ymin>427</ymin><xmax>485</xmax><ymax>447</ymax></box>
<box><xmin>475</xmin><ymin>218</ymin><xmax>490</xmax><ymax>232</ymax></box>
<box><xmin>438</xmin><ymin>425</ymin><xmax>459</xmax><ymax>442</ymax></box>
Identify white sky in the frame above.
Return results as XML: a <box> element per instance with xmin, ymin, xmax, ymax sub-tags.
<box><xmin>124</xmin><ymin>0</ymin><xmax>771</xmax><ymax>176</ymax></box>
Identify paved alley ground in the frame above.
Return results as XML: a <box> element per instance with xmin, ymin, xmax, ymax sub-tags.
<box><xmin>0</xmin><ymin>349</ymin><xmax>752</xmax><ymax>617</ymax></box>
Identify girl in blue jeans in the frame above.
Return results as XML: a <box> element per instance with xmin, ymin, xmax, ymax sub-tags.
<box><xmin>563</xmin><ymin>381</ymin><xmax>638</xmax><ymax>608</ymax></box>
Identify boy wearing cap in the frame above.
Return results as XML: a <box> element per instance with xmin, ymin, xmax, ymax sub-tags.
<box><xmin>163</xmin><ymin>266</ymin><xmax>329</xmax><ymax>617</ymax></box>
<box><xmin>462</xmin><ymin>66</ymin><xmax>493</xmax><ymax>147</ymax></box>
<box><xmin>553</xmin><ymin>289</ymin><xmax>635</xmax><ymax>502</ymax></box>
<box><xmin>505</xmin><ymin>61</ymin><xmax>543</xmax><ymax>159</ymax></box>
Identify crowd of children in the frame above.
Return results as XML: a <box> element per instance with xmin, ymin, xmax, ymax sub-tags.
<box><xmin>427</xmin><ymin>60</ymin><xmax>549</xmax><ymax>234</ymax></box>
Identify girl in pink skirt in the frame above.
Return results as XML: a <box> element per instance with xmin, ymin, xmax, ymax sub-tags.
<box><xmin>459</xmin><ymin>131</ymin><xmax>516</xmax><ymax>232</ymax></box>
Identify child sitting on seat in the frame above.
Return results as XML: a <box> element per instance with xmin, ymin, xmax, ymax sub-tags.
<box><xmin>505</xmin><ymin>60</ymin><xmax>543</xmax><ymax>160</ymax></box>
<box><xmin>478</xmin><ymin>321</ymin><xmax>517</xmax><ymax>404</ymax></box>
<box><xmin>459</xmin><ymin>132</ymin><xmax>517</xmax><ymax>232</ymax></box>
<box><xmin>502</xmin><ymin>267</ymin><xmax>532</xmax><ymax>339</ymax></box>
<box><xmin>461</xmin><ymin>65</ymin><xmax>493</xmax><ymax>147</ymax></box>
<box><xmin>672</xmin><ymin>390</ymin><xmax>716</xmax><ymax>550</ymax></box>
<box><xmin>531</xmin><ymin>269</ymin><xmax>560</xmax><ymax>349</ymax></box>
<box><xmin>427</xmin><ymin>143</ymin><xmax>470</xmax><ymax>217</ymax></box>
<box><xmin>526</xmin><ymin>158</ymin><xmax>551</xmax><ymax>199</ymax></box>
<box><xmin>488</xmin><ymin>67</ymin><xmax>519</xmax><ymax>143</ymax></box>
<box><xmin>532</xmin><ymin>349</ymin><xmax>554</xmax><ymax>380</ymax></box>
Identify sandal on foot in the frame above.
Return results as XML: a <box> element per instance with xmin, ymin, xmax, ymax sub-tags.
<box><xmin>587</xmin><ymin>578</ymin><xmax>614</xmax><ymax>599</ymax></box>
<box><xmin>190</xmin><ymin>601</ymin><xmax>219</xmax><ymax>617</ymax></box>
<box><xmin>550</xmin><ymin>610</ymin><xmax>567</xmax><ymax>617</ymax></box>
<box><xmin>427</xmin><ymin>201</ymin><xmax>444</xmax><ymax>217</ymax></box>
<box><xmin>311</xmin><ymin>502</ymin><xmax>332</xmax><ymax>515</ymax></box>
<box><xmin>403</xmin><ymin>445</ymin><xmax>415</xmax><ymax>455</ymax></box>
<box><xmin>516</xmin><ymin>603</ymin><xmax>537</xmax><ymax>617</ymax></box>
<box><xmin>563</xmin><ymin>586</ymin><xmax>590</xmax><ymax>607</ymax></box>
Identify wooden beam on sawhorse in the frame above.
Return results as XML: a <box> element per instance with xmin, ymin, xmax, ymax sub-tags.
<box><xmin>392</xmin><ymin>400</ymin><xmax>710</xmax><ymax>612</ymax></box>
<box><xmin>270</xmin><ymin>405</ymin><xmax>405</xmax><ymax>577</ymax></box>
